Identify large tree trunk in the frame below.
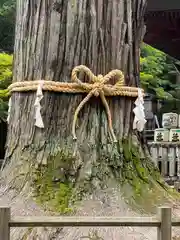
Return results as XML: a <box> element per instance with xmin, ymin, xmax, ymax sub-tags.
<box><xmin>2</xmin><ymin>0</ymin><xmax>172</xmax><ymax>234</ymax></box>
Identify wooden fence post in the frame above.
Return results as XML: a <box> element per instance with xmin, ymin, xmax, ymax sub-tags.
<box><xmin>157</xmin><ymin>206</ymin><xmax>172</xmax><ymax>240</ymax></box>
<box><xmin>0</xmin><ymin>207</ymin><xmax>10</xmax><ymax>240</ymax></box>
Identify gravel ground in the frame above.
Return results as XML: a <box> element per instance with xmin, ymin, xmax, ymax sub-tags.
<box><xmin>0</xmin><ymin>183</ymin><xmax>180</xmax><ymax>240</ymax></box>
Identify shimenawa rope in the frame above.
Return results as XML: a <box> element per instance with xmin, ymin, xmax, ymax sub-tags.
<box><xmin>8</xmin><ymin>65</ymin><xmax>144</xmax><ymax>142</ymax></box>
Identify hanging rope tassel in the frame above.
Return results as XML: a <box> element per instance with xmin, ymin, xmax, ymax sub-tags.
<box><xmin>71</xmin><ymin>66</ymin><xmax>125</xmax><ymax>142</ymax></box>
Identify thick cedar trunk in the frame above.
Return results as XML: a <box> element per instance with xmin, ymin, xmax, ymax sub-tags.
<box><xmin>3</xmin><ymin>0</ymin><xmax>167</xmax><ymax>217</ymax></box>
<box><xmin>3</xmin><ymin>0</ymin><xmax>162</xmax><ymax>199</ymax></box>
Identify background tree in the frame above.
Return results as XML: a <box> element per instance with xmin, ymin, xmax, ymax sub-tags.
<box><xmin>0</xmin><ymin>0</ymin><xmax>14</xmax><ymax>161</ymax></box>
<box><xmin>0</xmin><ymin>0</ymin><xmax>15</xmax><ymax>52</ymax></box>
<box><xmin>140</xmin><ymin>43</ymin><xmax>180</xmax><ymax>122</ymax></box>
<box><xmin>0</xmin><ymin>0</ymin><xmax>14</xmax><ymax>123</ymax></box>
<box><xmin>140</xmin><ymin>43</ymin><xmax>179</xmax><ymax>99</ymax></box>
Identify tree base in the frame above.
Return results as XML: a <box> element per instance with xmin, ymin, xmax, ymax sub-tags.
<box><xmin>0</xmin><ymin>140</ymin><xmax>178</xmax><ymax>240</ymax></box>
<box><xmin>29</xmin><ymin>136</ymin><xmax>174</xmax><ymax>215</ymax></box>
<box><xmin>2</xmin><ymin>134</ymin><xmax>178</xmax><ymax>213</ymax></box>
<box><xmin>0</xmin><ymin>179</ymin><xmax>179</xmax><ymax>240</ymax></box>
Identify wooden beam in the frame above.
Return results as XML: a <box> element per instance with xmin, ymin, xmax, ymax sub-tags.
<box><xmin>10</xmin><ymin>216</ymin><xmax>160</xmax><ymax>228</ymax></box>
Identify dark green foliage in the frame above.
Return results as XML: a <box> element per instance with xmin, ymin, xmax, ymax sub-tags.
<box><xmin>140</xmin><ymin>43</ymin><xmax>180</xmax><ymax>114</ymax></box>
<box><xmin>0</xmin><ymin>0</ymin><xmax>15</xmax><ymax>52</ymax></box>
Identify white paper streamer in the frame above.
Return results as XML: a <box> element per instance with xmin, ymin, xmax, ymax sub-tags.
<box><xmin>34</xmin><ymin>81</ymin><xmax>44</xmax><ymax>128</ymax></box>
<box><xmin>133</xmin><ymin>88</ymin><xmax>147</xmax><ymax>132</ymax></box>
<box><xmin>154</xmin><ymin>114</ymin><xmax>160</xmax><ymax>128</ymax></box>
<box><xmin>7</xmin><ymin>97</ymin><xmax>12</xmax><ymax>124</ymax></box>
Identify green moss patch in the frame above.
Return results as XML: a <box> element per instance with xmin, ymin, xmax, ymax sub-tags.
<box><xmin>32</xmin><ymin>138</ymin><xmax>180</xmax><ymax>215</ymax></box>
<box><xmin>99</xmin><ymin>138</ymin><xmax>179</xmax><ymax>213</ymax></box>
<box><xmin>32</xmin><ymin>149</ymin><xmax>76</xmax><ymax>214</ymax></box>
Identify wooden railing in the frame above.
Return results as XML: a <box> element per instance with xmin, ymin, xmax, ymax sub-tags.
<box><xmin>148</xmin><ymin>142</ymin><xmax>180</xmax><ymax>182</ymax></box>
<box><xmin>0</xmin><ymin>206</ymin><xmax>179</xmax><ymax>240</ymax></box>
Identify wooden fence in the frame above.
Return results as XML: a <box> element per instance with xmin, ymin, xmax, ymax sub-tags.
<box><xmin>149</xmin><ymin>142</ymin><xmax>180</xmax><ymax>182</ymax></box>
<box><xmin>0</xmin><ymin>206</ymin><xmax>179</xmax><ymax>240</ymax></box>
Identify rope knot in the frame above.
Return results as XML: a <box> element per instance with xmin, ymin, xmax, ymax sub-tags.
<box><xmin>92</xmin><ymin>75</ymin><xmax>104</xmax><ymax>97</ymax></box>
<box><xmin>71</xmin><ymin>65</ymin><xmax>125</xmax><ymax>142</ymax></box>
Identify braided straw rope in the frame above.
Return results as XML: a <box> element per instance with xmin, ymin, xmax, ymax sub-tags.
<box><xmin>8</xmin><ymin>65</ymin><xmax>144</xmax><ymax>142</ymax></box>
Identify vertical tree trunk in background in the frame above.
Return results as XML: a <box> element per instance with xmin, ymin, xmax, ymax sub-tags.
<box><xmin>3</xmin><ymin>0</ymin><xmax>166</xmax><ymax>212</ymax></box>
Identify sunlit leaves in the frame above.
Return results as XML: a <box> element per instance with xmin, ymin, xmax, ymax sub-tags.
<box><xmin>0</xmin><ymin>53</ymin><xmax>12</xmax><ymax>122</ymax></box>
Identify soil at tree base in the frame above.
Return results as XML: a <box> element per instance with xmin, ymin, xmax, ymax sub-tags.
<box><xmin>1</xmin><ymin>180</ymin><xmax>180</xmax><ymax>239</ymax></box>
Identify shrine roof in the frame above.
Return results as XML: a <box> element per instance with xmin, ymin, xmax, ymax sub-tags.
<box><xmin>147</xmin><ymin>0</ymin><xmax>180</xmax><ymax>11</ymax></box>
<box><xmin>145</xmin><ymin>0</ymin><xmax>180</xmax><ymax>59</ymax></box>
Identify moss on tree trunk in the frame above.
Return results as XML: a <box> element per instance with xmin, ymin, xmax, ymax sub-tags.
<box><xmin>2</xmin><ymin>0</ymin><xmax>176</xmax><ymax>216</ymax></box>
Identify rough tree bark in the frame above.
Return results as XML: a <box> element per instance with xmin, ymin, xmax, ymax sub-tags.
<box><xmin>2</xmin><ymin>0</ymin><xmax>169</xmax><ymax>217</ymax></box>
